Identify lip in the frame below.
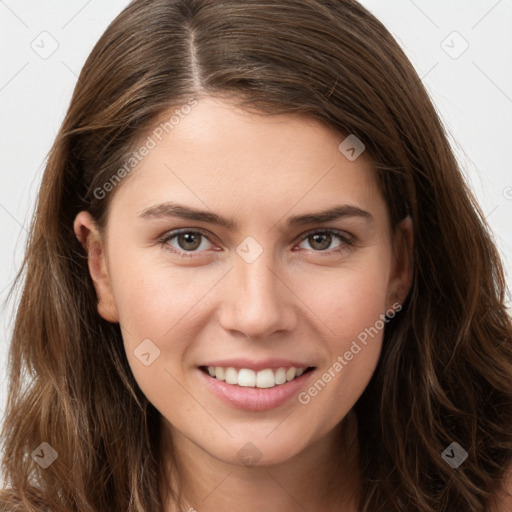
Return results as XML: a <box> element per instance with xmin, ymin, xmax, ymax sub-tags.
<box><xmin>200</xmin><ymin>358</ymin><xmax>312</xmax><ymax>372</ymax></box>
<box><xmin>198</xmin><ymin>366</ymin><xmax>316</xmax><ymax>411</ymax></box>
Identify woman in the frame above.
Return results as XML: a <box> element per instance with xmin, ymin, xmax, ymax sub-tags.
<box><xmin>1</xmin><ymin>0</ymin><xmax>511</xmax><ymax>511</ymax></box>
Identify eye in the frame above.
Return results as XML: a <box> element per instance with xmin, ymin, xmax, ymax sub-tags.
<box><xmin>295</xmin><ymin>229</ymin><xmax>353</xmax><ymax>255</ymax></box>
<box><xmin>158</xmin><ymin>228</ymin><xmax>353</xmax><ymax>258</ymax></box>
<box><xmin>159</xmin><ymin>229</ymin><xmax>215</xmax><ymax>257</ymax></box>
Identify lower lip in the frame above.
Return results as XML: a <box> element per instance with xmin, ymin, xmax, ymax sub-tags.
<box><xmin>198</xmin><ymin>367</ymin><xmax>315</xmax><ymax>411</ymax></box>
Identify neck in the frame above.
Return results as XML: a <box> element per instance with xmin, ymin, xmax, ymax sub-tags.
<box><xmin>159</xmin><ymin>410</ymin><xmax>361</xmax><ymax>512</ymax></box>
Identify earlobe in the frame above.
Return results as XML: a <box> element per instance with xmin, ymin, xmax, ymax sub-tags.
<box><xmin>387</xmin><ymin>215</ymin><xmax>414</xmax><ymax>308</ymax></box>
<box><xmin>73</xmin><ymin>211</ymin><xmax>119</xmax><ymax>323</ymax></box>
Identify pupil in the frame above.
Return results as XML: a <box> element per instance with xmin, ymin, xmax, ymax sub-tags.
<box><xmin>179</xmin><ymin>233</ymin><xmax>201</xmax><ymax>250</ymax></box>
<box><xmin>311</xmin><ymin>233</ymin><xmax>330</xmax><ymax>250</ymax></box>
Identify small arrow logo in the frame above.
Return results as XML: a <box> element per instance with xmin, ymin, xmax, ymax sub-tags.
<box><xmin>442</xmin><ymin>442</ymin><xmax>468</xmax><ymax>468</ymax></box>
<box><xmin>236</xmin><ymin>236</ymin><xmax>263</xmax><ymax>263</ymax></box>
<box><xmin>30</xmin><ymin>31</ymin><xmax>59</xmax><ymax>60</ymax></box>
<box><xmin>31</xmin><ymin>442</ymin><xmax>58</xmax><ymax>468</ymax></box>
<box><xmin>338</xmin><ymin>134</ymin><xmax>365</xmax><ymax>161</ymax></box>
<box><xmin>134</xmin><ymin>339</ymin><xmax>161</xmax><ymax>366</ymax></box>
<box><xmin>440</xmin><ymin>31</ymin><xmax>469</xmax><ymax>60</ymax></box>
<box><xmin>237</xmin><ymin>442</ymin><xmax>262</xmax><ymax>467</ymax></box>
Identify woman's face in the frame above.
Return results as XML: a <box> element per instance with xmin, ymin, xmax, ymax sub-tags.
<box><xmin>75</xmin><ymin>96</ymin><xmax>412</xmax><ymax>468</ymax></box>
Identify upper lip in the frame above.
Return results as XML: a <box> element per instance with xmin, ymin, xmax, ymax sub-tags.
<box><xmin>199</xmin><ymin>358</ymin><xmax>314</xmax><ymax>372</ymax></box>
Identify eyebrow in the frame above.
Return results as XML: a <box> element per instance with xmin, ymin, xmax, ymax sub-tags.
<box><xmin>138</xmin><ymin>201</ymin><xmax>373</xmax><ymax>230</ymax></box>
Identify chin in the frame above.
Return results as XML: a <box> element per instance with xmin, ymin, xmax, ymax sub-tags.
<box><xmin>201</xmin><ymin>431</ymin><xmax>312</xmax><ymax>469</ymax></box>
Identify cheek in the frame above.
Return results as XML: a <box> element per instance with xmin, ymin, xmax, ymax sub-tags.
<box><xmin>108</xmin><ymin>256</ymin><xmax>211</xmax><ymax>415</ymax></box>
<box><xmin>298</xmin><ymin>250</ymin><xmax>391</xmax><ymax>343</ymax></box>
<box><xmin>293</xmin><ymin>254</ymin><xmax>390</xmax><ymax>412</ymax></box>
<box><xmin>107</xmin><ymin>252</ymin><xmax>230</xmax><ymax>403</ymax></box>
<box><xmin>108</xmin><ymin>247</ymin><xmax>217</xmax><ymax>338</ymax></box>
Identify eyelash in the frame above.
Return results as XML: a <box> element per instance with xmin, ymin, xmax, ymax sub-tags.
<box><xmin>157</xmin><ymin>228</ymin><xmax>354</xmax><ymax>258</ymax></box>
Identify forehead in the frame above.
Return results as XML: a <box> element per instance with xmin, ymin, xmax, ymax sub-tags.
<box><xmin>107</xmin><ymin>96</ymin><xmax>386</xmax><ymax>227</ymax></box>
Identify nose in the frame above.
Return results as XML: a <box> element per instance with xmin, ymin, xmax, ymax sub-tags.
<box><xmin>218</xmin><ymin>246</ymin><xmax>298</xmax><ymax>340</ymax></box>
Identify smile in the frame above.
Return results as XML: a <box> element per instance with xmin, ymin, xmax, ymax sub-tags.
<box><xmin>200</xmin><ymin>365</ymin><xmax>315</xmax><ymax>389</ymax></box>
<box><xmin>198</xmin><ymin>364</ymin><xmax>316</xmax><ymax>411</ymax></box>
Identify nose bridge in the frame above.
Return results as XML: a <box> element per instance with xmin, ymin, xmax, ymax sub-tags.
<box><xmin>221</xmin><ymin>236</ymin><xmax>296</xmax><ymax>338</ymax></box>
<box><xmin>237</xmin><ymin>247</ymin><xmax>278</xmax><ymax>301</ymax></box>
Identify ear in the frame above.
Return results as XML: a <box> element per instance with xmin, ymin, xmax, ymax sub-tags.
<box><xmin>386</xmin><ymin>215</ymin><xmax>414</xmax><ymax>309</ymax></box>
<box><xmin>73</xmin><ymin>211</ymin><xmax>119</xmax><ymax>323</ymax></box>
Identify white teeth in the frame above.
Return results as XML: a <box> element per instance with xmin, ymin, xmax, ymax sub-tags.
<box><xmin>205</xmin><ymin>365</ymin><xmax>309</xmax><ymax>389</ymax></box>
<box><xmin>225</xmin><ymin>367</ymin><xmax>238</xmax><ymax>385</ymax></box>
<box><xmin>286</xmin><ymin>367</ymin><xmax>297</xmax><ymax>381</ymax></box>
<box><xmin>256</xmin><ymin>369</ymin><xmax>275</xmax><ymax>388</ymax></box>
<box><xmin>275</xmin><ymin>367</ymin><xmax>287</xmax><ymax>385</ymax></box>
<box><xmin>238</xmin><ymin>368</ymin><xmax>256</xmax><ymax>387</ymax></box>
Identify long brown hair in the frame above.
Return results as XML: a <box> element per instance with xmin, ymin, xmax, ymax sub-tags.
<box><xmin>1</xmin><ymin>1</ymin><xmax>511</xmax><ymax>510</ymax></box>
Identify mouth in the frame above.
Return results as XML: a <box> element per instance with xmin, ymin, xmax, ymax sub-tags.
<box><xmin>199</xmin><ymin>365</ymin><xmax>316</xmax><ymax>389</ymax></box>
<box><xmin>198</xmin><ymin>363</ymin><xmax>317</xmax><ymax>411</ymax></box>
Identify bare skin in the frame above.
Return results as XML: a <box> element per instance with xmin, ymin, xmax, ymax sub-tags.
<box><xmin>74</xmin><ymin>96</ymin><xmax>414</xmax><ymax>512</ymax></box>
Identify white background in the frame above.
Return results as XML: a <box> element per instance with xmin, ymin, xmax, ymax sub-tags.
<box><xmin>1</xmin><ymin>0</ymin><xmax>511</xmax><ymax>422</ymax></box>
